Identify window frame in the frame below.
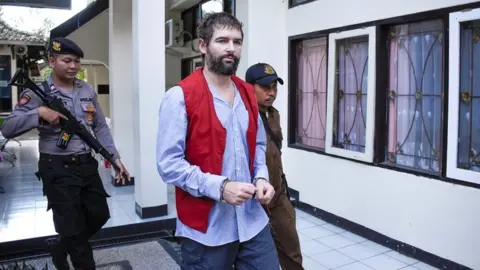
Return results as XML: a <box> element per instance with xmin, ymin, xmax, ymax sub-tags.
<box><xmin>287</xmin><ymin>33</ymin><xmax>330</xmax><ymax>153</ymax></box>
<box><xmin>287</xmin><ymin>34</ymin><xmax>329</xmax><ymax>151</ymax></box>
<box><xmin>446</xmin><ymin>8</ymin><xmax>480</xmax><ymax>185</ymax></box>
<box><xmin>325</xmin><ymin>26</ymin><xmax>377</xmax><ymax>163</ymax></box>
<box><xmin>379</xmin><ymin>18</ymin><xmax>447</xmax><ymax>176</ymax></box>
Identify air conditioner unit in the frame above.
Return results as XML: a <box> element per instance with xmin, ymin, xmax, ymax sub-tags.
<box><xmin>165</xmin><ymin>19</ymin><xmax>184</xmax><ymax>48</ymax></box>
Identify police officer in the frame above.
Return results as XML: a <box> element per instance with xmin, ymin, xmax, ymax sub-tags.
<box><xmin>246</xmin><ymin>63</ymin><xmax>304</xmax><ymax>270</ymax></box>
<box><xmin>1</xmin><ymin>37</ymin><xmax>130</xmax><ymax>269</ymax></box>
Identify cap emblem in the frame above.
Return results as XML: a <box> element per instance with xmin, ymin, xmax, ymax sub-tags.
<box><xmin>52</xmin><ymin>41</ymin><xmax>61</xmax><ymax>51</ymax></box>
<box><xmin>264</xmin><ymin>64</ymin><xmax>274</xmax><ymax>74</ymax></box>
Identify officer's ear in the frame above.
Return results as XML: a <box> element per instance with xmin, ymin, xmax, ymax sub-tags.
<box><xmin>48</xmin><ymin>53</ymin><xmax>58</xmax><ymax>67</ymax></box>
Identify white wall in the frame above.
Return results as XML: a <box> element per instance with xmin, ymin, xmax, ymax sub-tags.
<box><xmin>83</xmin><ymin>64</ymin><xmax>109</xmax><ymax>116</ymax></box>
<box><xmin>67</xmin><ymin>11</ymin><xmax>110</xmax><ymax>116</ymax></box>
<box><xmin>236</xmin><ymin>0</ymin><xmax>480</xmax><ymax>269</ymax></box>
<box><xmin>67</xmin><ymin>11</ymin><xmax>109</xmax><ymax>65</ymax></box>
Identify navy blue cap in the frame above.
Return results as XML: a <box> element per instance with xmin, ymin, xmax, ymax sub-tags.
<box><xmin>49</xmin><ymin>37</ymin><xmax>84</xmax><ymax>58</ymax></box>
<box><xmin>245</xmin><ymin>63</ymin><xmax>284</xmax><ymax>87</ymax></box>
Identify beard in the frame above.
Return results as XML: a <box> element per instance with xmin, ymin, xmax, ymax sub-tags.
<box><xmin>205</xmin><ymin>49</ymin><xmax>240</xmax><ymax>76</ymax></box>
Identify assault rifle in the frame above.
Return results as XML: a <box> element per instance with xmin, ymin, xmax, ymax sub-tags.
<box><xmin>8</xmin><ymin>69</ymin><xmax>125</xmax><ymax>180</ymax></box>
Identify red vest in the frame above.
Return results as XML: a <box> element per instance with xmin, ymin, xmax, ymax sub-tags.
<box><xmin>175</xmin><ymin>68</ymin><xmax>259</xmax><ymax>233</ymax></box>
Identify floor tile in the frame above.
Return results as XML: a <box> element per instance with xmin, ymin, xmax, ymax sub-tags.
<box><xmin>411</xmin><ymin>262</ymin><xmax>440</xmax><ymax>270</ymax></box>
<box><xmin>361</xmin><ymin>254</ymin><xmax>407</xmax><ymax>270</ymax></box>
<box><xmin>385</xmin><ymin>250</ymin><xmax>418</xmax><ymax>265</ymax></box>
<box><xmin>316</xmin><ymin>233</ymin><xmax>357</xmax><ymax>249</ymax></box>
<box><xmin>296</xmin><ymin>218</ymin><xmax>318</xmax><ymax>229</ymax></box>
<box><xmin>335</xmin><ymin>262</ymin><xmax>374</xmax><ymax>270</ymax></box>
<box><xmin>303</xmin><ymin>214</ymin><xmax>327</xmax><ymax>225</ymax></box>
<box><xmin>322</xmin><ymin>223</ymin><xmax>346</xmax><ymax>233</ymax></box>
<box><xmin>339</xmin><ymin>231</ymin><xmax>368</xmax><ymax>243</ymax></box>
<box><xmin>299</xmin><ymin>225</ymin><xmax>336</xmax><ymax>239</ymax></box>
<box><xmin>297</xmin><ymin>231</ymin><xmax>312</xmax><ymax>242</ymax></box>
<box><xmin>337</xmin><ymin>242</ymin><xmax>382</xmax><ymax>261</ymax></box>
<box><xmin>360</xmin><ymin>240</ymin><xmax>391</xmax><ymax>253</ymax></box>
<box><xmin>302</xmin><ymin>256</ymin><xmax>328</xmax><ymax>270</ymax></box>
<box><xmin>295</xmin><ymin>209</ymin><xmax>309</xmax><ymax>218</ymax></box>
<box><xmin>310</xmin><ymin>250</ymin><xmax>355</xmax><ymax>269</ymax></box>
<box><xmin>299</xmin><ymin>239</ymin><xmax>332</xmax><ymax>256</ymax></box>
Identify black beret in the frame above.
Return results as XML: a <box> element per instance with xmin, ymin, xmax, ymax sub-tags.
<box><xmin>49</xmin><ymin>37</ymin><xmax>84</xmax><ymax>58</ymax></box>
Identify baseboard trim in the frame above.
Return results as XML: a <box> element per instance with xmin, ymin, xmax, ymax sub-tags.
<box><xmin>135</xmin><ymin>202</ymin><xmax>168</xmax><ymax>219</ymax></box>
<box><xmin>296</xmin><ymin>200</ymin><xmax>473</xmax><ymax>270</ymax></box>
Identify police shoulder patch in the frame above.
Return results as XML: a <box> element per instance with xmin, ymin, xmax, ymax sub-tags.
<box><xmin>18</xmin><ymin>94</ymin><xmax>31</xmax><ymax>106</ymax></box>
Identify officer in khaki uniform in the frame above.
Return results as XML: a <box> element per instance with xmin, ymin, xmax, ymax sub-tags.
<box><xmin>246</xmin><ymin>63</ymin><xmax>304</xmax><ymax>270</ymax></box>
<box><xmin>1</xmin><ymin>37</ymin><xmax>130</xmax><ymax>270</ymax></box>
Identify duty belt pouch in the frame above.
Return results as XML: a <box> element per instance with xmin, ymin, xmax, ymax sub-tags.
<box><xmin>56</xmin><ymin>130</ymin><xmax>72</xmax><ymax>149</ymax></box>
<box><xmin>260</xmin><ymin>113</ymin><xmax>293</xmax><ymax>205</ymax></box>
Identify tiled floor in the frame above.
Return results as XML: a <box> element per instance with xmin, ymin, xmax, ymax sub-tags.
<box><xmin>295</xmin><ymin>209</ymin><xmax>439</xmax><ymax>270</ymax></box>
<box><xmin>0</xmin><ymin>137</ymin><xmax>441</xmax><ymax>269</ymax></box>
<box><xmin>0</xmin><ymin>138</ymin><xmax>175</xmax><ymax>243</ymax></box>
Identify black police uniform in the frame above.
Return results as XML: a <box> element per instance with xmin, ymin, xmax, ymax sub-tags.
<box><xmin>1</xmin><ymin>37</ymin><xmax>121</xmax><ymax>270</ymax></box>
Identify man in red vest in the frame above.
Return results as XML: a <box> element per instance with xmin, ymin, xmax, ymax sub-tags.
<box><xmin>156</xmin><ymin>12</ymin><xmax>280</xmax><ymax>269</ymax></box>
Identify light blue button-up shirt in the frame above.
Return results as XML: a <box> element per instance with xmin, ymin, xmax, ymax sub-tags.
<box><xmin>156</xmin><ymin>83</ymin><xmax>270</xmax><ymax>247</ymax></box>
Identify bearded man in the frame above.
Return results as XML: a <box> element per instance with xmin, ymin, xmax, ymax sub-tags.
<box><xmin>156</xmin><ymin>12</ymin><xmax>280</xmax><ymax>270</ymax></box>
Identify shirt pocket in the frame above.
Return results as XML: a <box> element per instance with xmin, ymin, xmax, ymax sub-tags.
<box><xmin>80</xmin><ymin>101</ymin><xmax>96</xmax><ymax>125</ymax></box>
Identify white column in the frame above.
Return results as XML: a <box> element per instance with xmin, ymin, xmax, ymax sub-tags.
<box><xmin>132</xmin><ymin>0</ymin><xmax>169</xmax><ymax>217</ymax></box>
<box><xmin>108</xmin><ymin>0</ymin><xmax>135</xmax><ymax>185</ymax></box>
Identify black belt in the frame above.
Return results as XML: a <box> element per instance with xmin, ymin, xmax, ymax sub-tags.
<box><xmin>40</xmin><ymin>152</ymin><xmax>94</xmax><ymax>165</ymax></box>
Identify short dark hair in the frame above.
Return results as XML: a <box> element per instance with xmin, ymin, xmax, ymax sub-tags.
<box><xmin>196</xmin><ymin>12</ymin><xmax>243</xmax><ymax>45</ymax></box>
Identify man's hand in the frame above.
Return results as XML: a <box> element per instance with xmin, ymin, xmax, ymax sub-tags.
<box><xmin>114</xmin><ymin>159</ymin><xmax>131</xmax><ymax>185</ymax></box>
<box><xmin>254</xmin><ymin>178</ymin><xmax>275</xmax><ymax>205</ymax></box>
<box><xmin>222</xmin><ymin>181</ymin><xmax>258</xmax><ymax>206</ymax></box>
<box><xmin>38</xmin><ymin>106</ymin><xmax>68</xmax><ymax>125</ymax></box>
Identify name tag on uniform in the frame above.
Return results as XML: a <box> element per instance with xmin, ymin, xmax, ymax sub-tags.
<box><xmin>80</xmin><ymin>97</ymin><xmax>93</xmax><ymax>102</ymax></box>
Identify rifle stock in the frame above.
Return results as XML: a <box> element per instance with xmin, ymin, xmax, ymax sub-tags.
<box><xmin>8</xmin><ymin>69</ymin><xmax>124</xmax><ymax>178</ymax></box>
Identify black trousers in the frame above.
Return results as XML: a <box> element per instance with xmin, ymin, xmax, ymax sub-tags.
<box><xmin>37</xmin><ymin>152</ymin><xmax>111</xmax><ymax>269</ymax></box>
